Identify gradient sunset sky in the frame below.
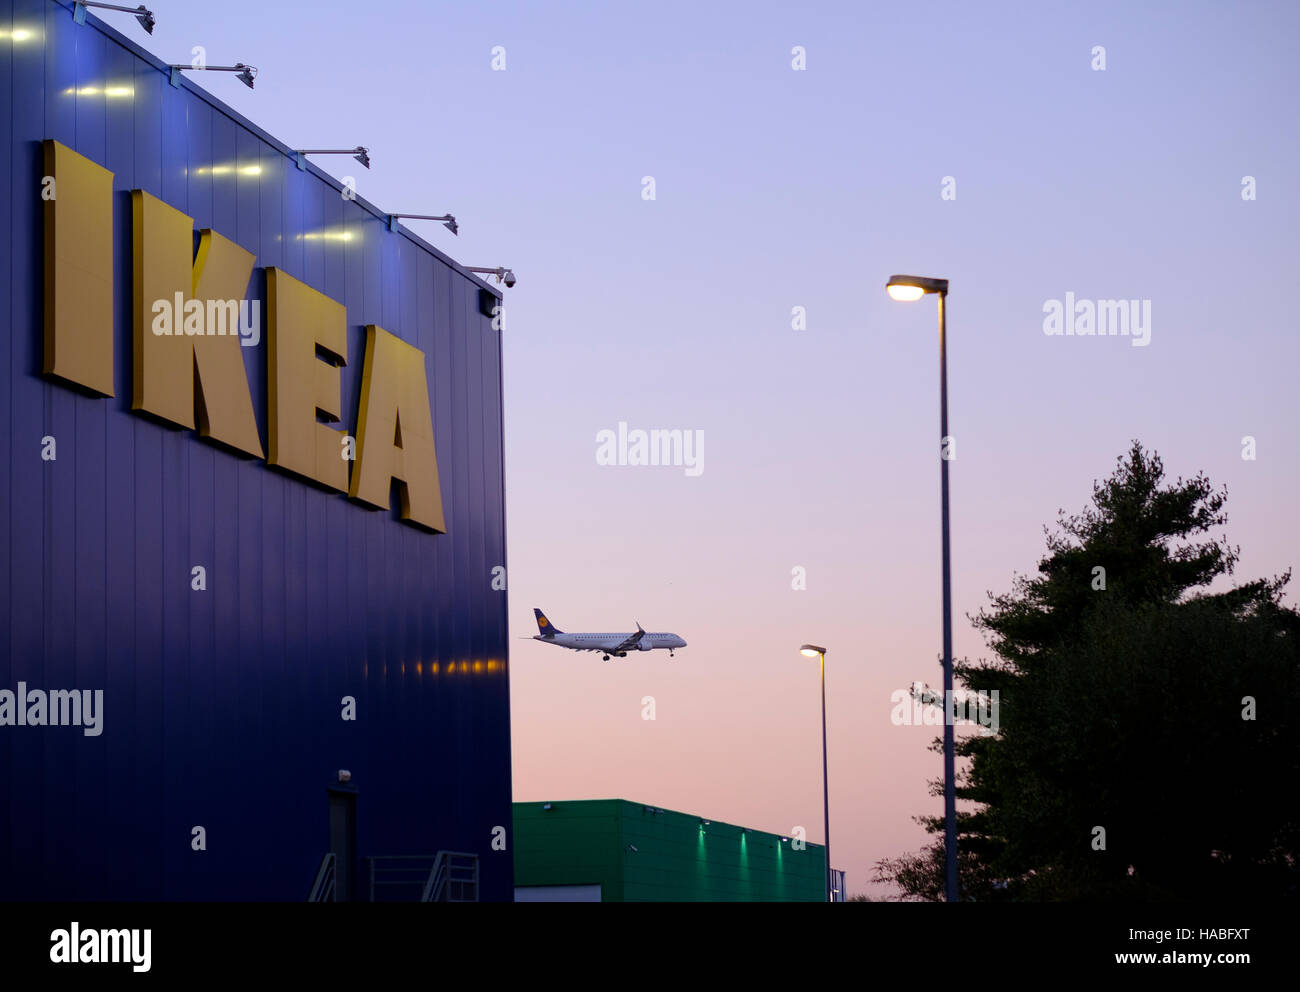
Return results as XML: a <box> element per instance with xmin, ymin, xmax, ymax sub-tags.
<box><xmin>130</xmin><ymin>0</ymin><xmax>1299</xmax><ymax>896</ymax></box>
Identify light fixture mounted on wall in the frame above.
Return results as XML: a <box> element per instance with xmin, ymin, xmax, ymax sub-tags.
<box><xmin>295</xmin><ymin>147</ymin><xmax>370</xmax><ymax>171</ymax></box>
<box><xmin>169</xmin><ymin>63</ymin><xmax>257</xmax><ymax>89</ymax></box>
<box><xmin>387</xmin><ymin>213</ymin><xmax>458</xmax><ymax>236</ymax></box>
<box><xmin>73</xmin><ymin>1</ymin><xmax>155</xmax><ymax>34</ymax></box>
<box><xmin>465</xmin><ymin>266</ymin><xmax>516</xmax><ymax>288</ymax></box>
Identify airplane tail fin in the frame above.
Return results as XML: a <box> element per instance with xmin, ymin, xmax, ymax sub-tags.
<box><xmin>534</xmin><ymin>608</ymin><xmax>562</xmax><ymax>637</ymax></box>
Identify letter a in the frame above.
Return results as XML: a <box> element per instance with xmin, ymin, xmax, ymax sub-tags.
<box><xmin>348</xmin><ymin>326</ymin><xmax>446</xmax><ymax>532</ymax></box>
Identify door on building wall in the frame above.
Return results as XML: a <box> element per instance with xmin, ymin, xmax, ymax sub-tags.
<box><xmin>327</xmin><ymin>785</ymin><xmax>357</xmax><ymax>902</ymax></box>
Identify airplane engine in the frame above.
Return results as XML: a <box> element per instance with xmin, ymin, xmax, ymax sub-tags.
<box><xmin>638</xmin><ymin>640</ymin><xmax>653</xmax><ymax>651</ymax></box>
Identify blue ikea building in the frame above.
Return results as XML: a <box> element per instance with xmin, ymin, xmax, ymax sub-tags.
<box><xmin>0</xmin><ymin>0</ymin><xmax>512</xmax><ymax>899</ymax></box>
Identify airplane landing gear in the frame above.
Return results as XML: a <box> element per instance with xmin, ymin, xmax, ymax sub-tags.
<box><xmin>602</xmin><ymin>654</ymin><xmax>610</xmax><ymax>661</ymax></box>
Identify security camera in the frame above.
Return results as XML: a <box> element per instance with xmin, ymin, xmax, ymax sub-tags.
<box><xmin>502</xmin><ymin>269</ymin><xmax>516</xmax><ymax>288</ymax></box>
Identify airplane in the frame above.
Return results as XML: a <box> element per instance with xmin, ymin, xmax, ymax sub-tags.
<box><xmin>529</xmin><ymin>608</ymin><xmax>686</xmax><ymax>661</ymax></box>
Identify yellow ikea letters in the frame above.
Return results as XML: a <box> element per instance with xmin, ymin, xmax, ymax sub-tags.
<box><xmin>42</xmin><ymin>140</ymin><xmax>115</xmax><ymax>396</ymax></box>
<box><xmin>266</xmin><ymin>267</ymin><xmax>349</xmax><ymax>493</ymax></box>
<box><xmin>350</xmin><ymin>326</ymin><xmax>446</xmax><ymax>533</ymax></box>
<box><xmin>43</xmin><ymin>142</ymin><xmax>446</xmax><ymax>534</ymax></box>
<box><xmin>132</xmin><ymin>191</ymin><xmax>264</xmax><ymax>457</ymax></box>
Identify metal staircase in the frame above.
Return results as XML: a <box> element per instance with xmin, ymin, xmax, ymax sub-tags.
<box><xmin>309</xmin><ymin>851</ymin><xmax>479</xmax><ymax>902</ymax></box>
<box><xmin>307</xmin><ymin>853</ymin><xmax>337</xmax><ymax>902</ymax></box>
<box><xmin>365</xmin><ymin>852</ymin><xmax>480</xmax><ymax>902</ymax></box>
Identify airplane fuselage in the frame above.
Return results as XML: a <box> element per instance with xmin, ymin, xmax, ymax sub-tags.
<box><xmin>534</xmin><ymin>631</ymin><xmax>687</xmax><ymax>656</ymax></box>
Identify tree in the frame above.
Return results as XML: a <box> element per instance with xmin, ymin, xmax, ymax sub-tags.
<box><xmin>875</xmin><ymin>442</ymin><xmax>1300</xmax><ymax>901</ymax></box>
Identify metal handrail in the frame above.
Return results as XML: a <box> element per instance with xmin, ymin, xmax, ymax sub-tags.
<box><xmin>308</xmin><ymin>853</ymin><xmax>336</xmax><ymax>902</ymax></box>
<box><xmin>365</xmin><ymin>852</ymin><xmax>480</xmax><ymax>902</ymax></box>
<box><xmin>420</xmin><ymin>853</ymin><xmax>449</xmax><ymax>903</ymax></box>
<box><xmin>426</xmin><ymin>851</ymin><xmax>480</xmax><ymax>902</ymax></box>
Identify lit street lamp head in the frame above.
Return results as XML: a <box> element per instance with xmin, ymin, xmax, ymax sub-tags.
<box><xmin>887</xmin><ymin>274</ymin><xmax>948</xmax><ymax>301</ymax></box>
<box><xmin>800</xmin><ymin>644</ymin><xmax>826</xmax><ymax>658</ymax></box>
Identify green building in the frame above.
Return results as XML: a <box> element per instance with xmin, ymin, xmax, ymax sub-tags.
<box><xmin>514</xmin><ymin>800</ymin><xmax>832</xmax><ymax>902</ymax></box>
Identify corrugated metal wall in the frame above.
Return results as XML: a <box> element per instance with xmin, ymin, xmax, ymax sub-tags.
<box><xmin>514</xmin><ymin>801</ymin><xmax>827</xmax><ymax>901</ymax></box>
<box><xmin>0</xmin><ymin>0</ymin><xmax>512</xmax><ymax>899</ymax></box>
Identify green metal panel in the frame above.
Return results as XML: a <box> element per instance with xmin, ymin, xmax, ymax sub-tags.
<box><xmin>514</xmin><ymin>800</ymin><xmax>825</xmax><ymax>902</ymax></box>
<box><xmin>514</xmin><ymin>800</ymin><xmax>625</xmax><ymax>900</ymax></box>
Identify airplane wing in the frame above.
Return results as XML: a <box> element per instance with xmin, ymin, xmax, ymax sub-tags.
<box><xmin>609</xmin><ymin>624</ymin><xmax>646</xmax><ymax>654</ymax></box>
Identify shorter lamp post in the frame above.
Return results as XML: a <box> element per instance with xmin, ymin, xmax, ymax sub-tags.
<box><xmin>800</xmin><ymin>643</ymin><xmax>831</xmax><ymax>902</ymax></box>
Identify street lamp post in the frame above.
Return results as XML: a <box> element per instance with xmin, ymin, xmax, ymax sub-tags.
<box><xmin>886</xmin><ymin>274</ymin><xmax>958</xmax><ymax>904</ymax></box>
<box><xmin>800</xmin><ymin>643</ymin><xmax>831</xmax><ymax>902</ymax></box>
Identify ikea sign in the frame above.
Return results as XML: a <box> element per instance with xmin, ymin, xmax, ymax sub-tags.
<box><xmin>42</xmin><ymin>139</ymin><xmax>445</xmax><ymax>533</ymax></box>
